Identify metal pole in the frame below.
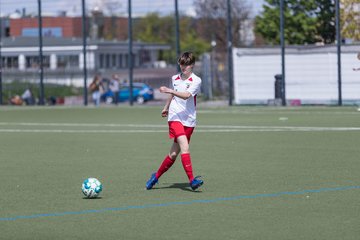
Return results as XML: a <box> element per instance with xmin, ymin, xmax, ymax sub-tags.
<box><xmin>81</xmin><ymin>0</ymin><xmax>88</xmax><ymax>106</ymax></box>
<box><xmin>174</xmin><ymin>0</ymin><xmax>180</xmax><ymax>72</ymax></box>
<box><xmin>280</xmin><ymin>0</ymin><xmax>286</xmax><ymax>106</ymax></box>
<box><xmin>210</xmin><ymin>34</ymin><xmax>216</xmax><ymax>99</ymax></box>
<box><xmin>335</xmin><ymin>0</ymin><xmax>342</xmax><ymax>106</ymax></box>
<box><xmin>0</xmin><ymin>2</ymin><xmax>3</xmax><ymax>105</ymax></box>
<box><xmin>226</xmin><ymin>0</ymin><xmax>233</xmax><ymax>106</ymax></box>
<box><xmin>38</xmin><ymin>0</ymin><xmax>44</xmax><ymax>105</ymax></box>
<box><xmin>128</xmin><ymin>0</ymin><xmax>133</xmax><ymax>106</ymax></box>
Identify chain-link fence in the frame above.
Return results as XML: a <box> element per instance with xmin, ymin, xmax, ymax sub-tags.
<box><xmin>0</xmin><ymin>0</ymin><xmax>359</xmax><ymax>106</ymax></box>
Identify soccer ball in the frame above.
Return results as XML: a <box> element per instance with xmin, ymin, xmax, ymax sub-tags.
<box><xmin>81</xmin><ymin>178</ymin><xmax>103</xmax><ymax>198</ymax></box>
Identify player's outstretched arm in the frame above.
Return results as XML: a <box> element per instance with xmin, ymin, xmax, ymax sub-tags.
<box><xmin>159</xmin><ymin>86</ymin><xmax>191</xmax><ymax>100</ymax></box>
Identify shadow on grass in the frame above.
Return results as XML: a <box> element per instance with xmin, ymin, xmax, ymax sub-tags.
<box><xmin>156</xmin><ymin>182</ymin><xmax>203</xmax><ymax>193</ymax></box>
<box><xmin>82</xmin><ymin>197</ymin><xmax>103</xmax><ymax>200</ymax></box>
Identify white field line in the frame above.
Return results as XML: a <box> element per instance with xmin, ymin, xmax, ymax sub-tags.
<box><xmin>0</xmin><ymin>129</ymin><xmax>359</xmax><ymax>133</ymax></box>
<box><xmin>0</xmin><ymin>122</ymin><xmax>165</xmax><ymax>128</ymax></box>
<box><xmin>0</xmin><ymin>107</ymin><xmax>358</xmax><ymax>115</ymax></box>
<box><xmin>0</xmin><ymin>129</ymin><xmax>168</xmax><ymax>133</ymax></box>
<box><xmin>0</xmin><ymin>122</ymin><xmax>360</xmax><ymax>133</ymax></box>
<box><xmin>197</xmin><ymin>109</ymin><xmax>360</xmax><ymax>115</ymax></box>
<box><xmin>1</xmin><ymin>122</ymin><xmax>360</xmax><ymax>130</ymax></box>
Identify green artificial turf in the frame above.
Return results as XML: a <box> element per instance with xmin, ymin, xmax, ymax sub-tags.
<box><xmin>0</xmin><ymin>106</ymin><xmax>359</xmax><ymax>240</ymax></box>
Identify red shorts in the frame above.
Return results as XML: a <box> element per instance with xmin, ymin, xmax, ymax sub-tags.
<box><xmin>168</xmin><ymin>121</ymin><xmax>194</xmax><ymax>143</ymax></box>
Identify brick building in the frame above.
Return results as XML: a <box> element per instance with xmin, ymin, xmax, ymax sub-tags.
<box><xmin>10</xmin><ymin>17</ymin><xmax>83</xmax><ymax>38</ymax></box>
<box><xmin>9</xmin><ymin>16</ymin><xmax>128</xmax><ymax>40</ymax></box>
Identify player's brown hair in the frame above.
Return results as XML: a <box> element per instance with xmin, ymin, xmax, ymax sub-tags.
<box><xmin>178</xmin><ymin>52</ymin><xmax>195</xmax><ymax>66</ymax></box>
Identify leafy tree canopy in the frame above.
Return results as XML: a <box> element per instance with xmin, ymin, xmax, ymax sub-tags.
<box><xmin>255</xmin><ymin>0</ymin><xmax>336</xmax><ymax>45</ymax></box>
<box><xmin>133</xmin><ymin>13</ymin><xmax>210</xmax><ymax>62</ymax></box>
<box><xmin>340</xmin><ymin>0</ymin><xmax>360</xmax><ymax>41</ymax></box>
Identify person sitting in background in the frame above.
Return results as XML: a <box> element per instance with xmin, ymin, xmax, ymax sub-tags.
<box><xmin>109</xmin><ymin>74</ymin><xmax>120</xmax><ymax>105</ymax></box>
<box><xmin>9</xmin><ymin>95</ymin><xmax>23</xmax><ymax>105</ymax></box>
<box><xmin>9</xmin><ymin>88</ymin><xmax>34</xmax><ymax>106</ymax></box>
<box><xmin>89</xmin><ymin>75</ymin><xmax>103</xmax><ymax>106</ymax></box>
<box><xmin>21</xmin><ymin>88</ymin><xmax>34</xmax><ymax>105</ymax></box>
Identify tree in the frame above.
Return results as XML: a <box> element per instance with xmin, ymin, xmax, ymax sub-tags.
<box><xmin>193</xmin><ymin>0</ymin><xmax>252</xmax><ymax>50</ymax></box>
<box><xmin>103</xmin><ymin>0</ymin><xmax>122</xmax><ymax>40</ymax></box>
<box><xmin>255</xmin><ymin>0</ymin><xmax>336</xmax><ymax>45</ymax></box>
<box><xmin>133</xmin><ymin>13</ymin><xmax>210</xmax><ymax>62</ymax></box>
<box><xmin>341</xmin><ymin>0</ymin><xmax>360</xmax><ymax>41</ymax></box>
<box><xmin>134</xmin><ymin>13</ymin><xmax>173</xmax><ymax>44</ymax></box>
<box><xmin>178</xmin><ymin>17</ymin><xmax>211</xmax><ymax>57</ymax></box>
<box><xmin>315</xmin><ymin>0</ymin><xmax>336</xmax><ymax>44</ymax></box>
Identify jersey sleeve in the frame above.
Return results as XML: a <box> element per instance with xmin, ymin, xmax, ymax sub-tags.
<box><xmin>186</xmin><ymin>78</ymin><xmax>201</xmax><ymax>96</ymax></box>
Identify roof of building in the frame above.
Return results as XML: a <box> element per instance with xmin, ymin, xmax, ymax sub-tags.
<box><xmin>2</xmin><ymin>37</ymin><xmax>170</xmax><ymax>50</ymax></box>
<box><xmin>235</xmin><ymin>44</ymin><xmax>360</xmax><ymax>56</ymax></box>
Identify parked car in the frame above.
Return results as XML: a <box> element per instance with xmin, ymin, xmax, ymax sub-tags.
<box><xmin>101</xmin><ymin>83</ymin><xmax>154</xmax><ymax>104</ymax></box>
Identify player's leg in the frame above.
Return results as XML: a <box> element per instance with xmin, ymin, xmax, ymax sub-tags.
<box><xmin>177</xmin><ymin>135</ymin><xmax>203</xmax><ymax>190</ymax></box>
<box><xmin>177</xmin><ymin>135</ymin><xmax>194</xmax><ymax>181</ymax></box>
<box><xmin>155</xmin><ymin>142</ymin><xmax>180</xmax><ymax>179</ymax></box>
<box><xmin>146</xmin><ymin>142</ymin><xmax>180</xmax><ymax>190</ymax></box>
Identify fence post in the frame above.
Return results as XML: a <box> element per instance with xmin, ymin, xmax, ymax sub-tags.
<box><xmin>335</xmin><ymin>0</ymin><xmax>342</xmax><ymax>106</ymax></box>
<box><xmin>38</xmin><ymin>0</ymin><xmax>45</xmax><ymax>105</ymax></box>
<box><xmin>128</xmin><ymin>0</ymin><xmax>133</xmax><ymax>106</ymax></box>
<box><xmin>175</xmin><ymin>0</ymin><xmax>180</xmax><ymax>72</ymax></box>
<box><xmin>0</xmin><ymin>9</ymin><xmax>2</xmax><ymax>105</ymax></box>
<box><xmin>226</xmin><ymin>0</ymin><xmax>233</xmax><ymax>106</ymax></box>
<box><xmin>280</xmin><ymin>0</ymin><xmax>286</xmax><ymax>106</ymax></box>
<box><xmin>81</xmin><ymin>0</ymin><xmax>88</xmax><ymax>106</ymax></box>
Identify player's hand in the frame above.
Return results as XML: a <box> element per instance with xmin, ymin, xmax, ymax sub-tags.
<box><xmin>159</xmin><ymin>86</ymin><xmax>172</xmax><ymax>94</ymax></box>
<box><xmin>161</xmin><ymin>109</ymin><xmax>168</xmax><ymax>117</ymax></box>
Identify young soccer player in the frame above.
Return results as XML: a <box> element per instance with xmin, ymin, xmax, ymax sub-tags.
<box><xmin>146</xmin><ymin>51</ymin><xmax>203</xmax><ymax>191</ymax></box>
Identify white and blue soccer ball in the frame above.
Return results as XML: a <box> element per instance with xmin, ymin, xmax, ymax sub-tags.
<box><xmin>81</xmin><ymin>178</ymin><xmax>103</xmax><ymax>198</ymax></box>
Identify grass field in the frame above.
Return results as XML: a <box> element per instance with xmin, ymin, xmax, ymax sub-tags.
<box><xmin>0</xmin><ymin>105</ymin><xmax>359</xmax><ymax>240</ymax></box>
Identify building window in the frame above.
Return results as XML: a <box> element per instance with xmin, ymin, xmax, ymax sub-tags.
<box><xmin>57</xmin><ymin>55</ymin><xmax>79</xmax><ymax>69</ymax></box>
<box><xmin>139</xmin><ymin>49</ymin><xmax>150</xmax><ymax>66</ymax></box>
<box><xmin>112</xmin><ymin>54</ymin><xmax>117</xmax><ymax>68</ymax></box>
<box><xmin>125</xmin><ymin>54</ymin><xmax>128</xmax><ymax>68</ymax></box>
<box><xmin>132</xmin><ymin>53</ymin><xmax>137</xmax><ymax>67</ymax></box>
<box><xmin>2</xmin><ymin>56</ymin><xmax>19</xmax><ymax>69</ymax></box>
<box><xmin>105</xmin><ymin>54</ymin><xmax>110</xmax><ymax>68</ymax></box>
<box><xmin>25</xmin><ymin>56</ymin><xmax>50</xmax><ymax>68</ymax></box>
<box><xmin>118</xmin><ymin>54</ymin><xmax>123</xmax><ymax>68</ymax></box>
<box><xmin>99</xmin><ymin>54</ymin><xmax>104</xmax><ymax>69</ymax></box>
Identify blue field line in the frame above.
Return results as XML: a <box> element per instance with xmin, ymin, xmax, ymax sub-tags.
<box><xmin>1</xmin><ymin>185</ymin><xmax>359</xmax><ymax>221</ymax></box>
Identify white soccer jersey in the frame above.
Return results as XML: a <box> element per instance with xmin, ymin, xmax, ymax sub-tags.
<box><xmin>168</xmin><ymin>73</ymin><xmax>202</xmax><ymax>127</ymax></box>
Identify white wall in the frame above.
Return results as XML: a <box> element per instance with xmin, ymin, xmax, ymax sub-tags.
<box><xmin>233</xmin><ymin>48</ymin><xmax>360</xmax><ymax>105</ymax></box>
<box><xmin>79</xmin><ymin>51</ymin><xmax>96</xmax><ymax>70</ymax></box>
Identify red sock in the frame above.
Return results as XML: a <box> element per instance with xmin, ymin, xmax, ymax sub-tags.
<box><xmin>181</xmin><ymin>153</ymin><xmax>194</xmax><ymax>182</ymax></box>
<box><xmin>155</xmin><ymin>155</ymin><xmax>175</xmax><ymax>179</ymax></box>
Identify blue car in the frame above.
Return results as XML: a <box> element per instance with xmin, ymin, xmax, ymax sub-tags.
<box><xmin>101</xmin><ymin>83</ymin><xmax>154</xmax><ymax>104</ymax></box>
